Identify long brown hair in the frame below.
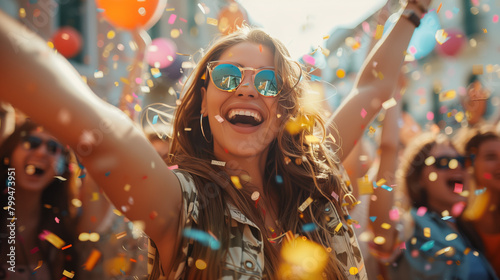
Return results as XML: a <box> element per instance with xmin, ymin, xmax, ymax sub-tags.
<box><xmin>170</xmin><ymin>26</ymin><xmax>350</xmax><ymax>279</ymax></box>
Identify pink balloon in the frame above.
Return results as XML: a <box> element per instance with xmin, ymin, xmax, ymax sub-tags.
<box><xmin>436</xmin><ymin>28</ymin><xmax>466</xmax><ymax>57</ymax></box>
<box><xmin>146</xmin><ymin>38</ymin><xmax>177</xmax><ymax>68</ymax></box>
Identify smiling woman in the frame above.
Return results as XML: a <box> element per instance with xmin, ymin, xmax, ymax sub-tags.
<box><xmin>0</xmin><ymin>120</ymin><xmax>79</xmax><ymax>280</ymax></box>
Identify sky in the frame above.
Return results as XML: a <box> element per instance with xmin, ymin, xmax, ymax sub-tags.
<box><xmin>239</xmin><ymin>0</ymin><xmax>387</xmax><ymax>59</ymax></box>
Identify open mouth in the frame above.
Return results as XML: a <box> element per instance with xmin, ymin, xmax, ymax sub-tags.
<box><xmin>25</xmin><ymin>164</ymin><xmax>46</xmax><ymax>176</ymax></box>
<box><xmin>227</xmin><ymin>109</ymin><xmax>263</xmax><ymax>127</ymax></box>
<box><xmin>446</xmin><ymin>178</ymin><xmax>463</xmax><ymax>191</ymax></box>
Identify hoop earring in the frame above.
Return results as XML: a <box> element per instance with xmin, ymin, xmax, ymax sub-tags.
<box><xmin>200</xmin><ymin>114</ymin><xmax>212</xmax><ymax>143</ymax></box>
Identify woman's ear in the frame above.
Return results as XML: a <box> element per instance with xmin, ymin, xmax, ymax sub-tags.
<box><xmin>200</xmin><ymin>87</ymin><xmax>208</xmax><ymax>117</ymax></box>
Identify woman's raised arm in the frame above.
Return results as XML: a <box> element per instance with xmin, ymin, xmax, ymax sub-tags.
<box><xmin>0</xmin><ymin>10</ymin><xmax>182</xmax><ymax>268</ymax></box>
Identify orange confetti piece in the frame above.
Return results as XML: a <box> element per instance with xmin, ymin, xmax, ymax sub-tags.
<box><xmin>116</xmin><ymin>231</ymin><xmax>127</xmax><ymax>240</ymax></box>
<box><xmin>259</xmin><ymin>44</ymin><xmax>263</xmax><ymax>52</ymax></box>
<box><xmin>149</xmin><ymin>211</ymin><xmax>158</xmax><ymax>220</ymax></box>
<box><xmin>34</xmin><ymin>260</ymin><xmax>43</xmax><ymax>271</ymax></box>
<box><xmin>61</xmin><ymin>244</ymin><xmax>73</xmax><ymax>250</ymax></box>
<box><xmin>130</xmin><ymin>258</ymin><xmax>137</xmax><ymax>263</ymax></box>
<box><xmin>336</xmin><ymin>69</ymin><xmax>345</xmax><ymax>78</ymax></box>
<box><xmin>83</xmin><ymin>249</ymin><xmax>102</xmax><ymax>271</ymax></box>
<box><xmin>437</xmin><ymin>3</ymin><xmax>442</xmax><ymax>13</ymax></box>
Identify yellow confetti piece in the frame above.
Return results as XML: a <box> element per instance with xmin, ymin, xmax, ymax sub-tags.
<box><xmin>375</xmin><ymin>25</ymin><xmax>384</xmax><ymax>40</ymax></box>
<box><xmin>124</xmin><ymin>184</ymin><xmax>131</xmax><ymax>191</ymax></box>
<box><xmin>107</xmin><ymin>30</ymin><xmax>115</xmax><ymax>39</ymax></box>
<box><xmin>115</xmin><ymin>231</ymin><xmax>127</xmax><ymax>240</ymax></box>
<box><xmin>323</xmin><ymin>35</ymin><xmax>330</xmax><ymax>40</ymax></box>
<box><xmin>336</xmin><ymin>69</ymin><xmax>346</xmax><ymax>78</ymax></box>
<box><xmin>47</xmin><ymin>41</ymin><xmax>55</xmax><ymax>49</ymax></box>
<box><xmin>298</xmin><ymin>197</ymin><xmax>314</xmax><ymax>212</ymax></box>
<box><xmin>19</xmin><ymin>8</ymin><xmax>26</xmax><ymax>18</ymax></box>
<box><xmin>166</xmin><ymin>8</ymin><xmax>175</xmax><ymax>11</ymax></box>
<box><xmin>34</xmin><ymin>260</ymin><xmax>43</xmax><ymax>271</ymax></box>
<box><xmin>357</xmin><ymin>175</ymin><xmax>373</xmax><ymax>195</ymax></box>
<box><xmin>43</xmin><ymin>231</ymin><xmax>65</xmax><ymax>249</ymax></box>
<box><xmin>91</xmin><ymin>192</ymin><xmax>99</xmax><ymax>201</ymax></box>
<box><xmin>373</xmin><ymin>236</ymin><xmax>386</xmax><ymax>245</ymax></box>
<box><xmin>435</xmin><ymin>246</ymin><xmax>454</xmax><ymax>256</ymax></box>
<box><xmin>195</xmin><ymin>259</ymin><xmax>207</xmax><ymax>270</ymax></box>
<box><xmin>231</xmin><ymin>176</ymin><xmax>243</xmax><ymax>189</ymax></box>
<box><xmin>435</xmin><ymin>29</ymin><xmax>449</xmax><ymax>45</ymax></box>
<box><xmin>464</xmin><ymin>247</ymin><xmax>471</xmax><ymax>255</ymax></box>
<box><xmin>375</xmin><ymin>178</ymin><xmax>386</xmax><ymax>187</ymax></box>
<box><xmin>425</xmin><ymin>156</ymin><xmax>436</xmax><ymax>166</ymax></box>
<box><xmin>334</xmin><ymin>222</ymin><xmax>343</xmax><ymax>233</ymax></box>
<box><xmin>381</xmin><ymin>223</ymin><xmax>391</xmax><ymax>230</ymax></box>
<box><xmin>278</xmin><ymin>238</ymin><xmax>328</xmax><ymax>279</ymax></box>
<box><xmin>305</xmin><ymin>135</ymin><xmax>320</xmax><ymax>144</ymax></box>
<box><xmin>377</xmin><ymin>71</ymin><xmax>384</xmax><ymax>80</ymax></box>
<box><xmin>170</xmin><ymin>29</ymin><xmax>180</xmax><ymax>38</ymax></box>
<box><xmin>483</xmin><ymin>28</ymin><xmax>487</xmax><ymax>33</ymax></box>
<box><xmin>206</xmin><ymin>17</ymin><xmax>218</xmax><ymax>26</ymax></box>
<box><xmin>439</xmin><ymin>90</ymin><xmax>456</xmax><ymax>101</ymax></box>
<box><xmin>349</xmin><ymin>267</ymin><xmax>359</xmax><ymax>275</ymax></box>
<box><xmin>429</xmin><ymin>172</ymin><xmax>438</xmax><ymax>181</ymax></box>
<box><xmin>151</xmin><ymin>67</ymin><xmax>161</xmax><ymax>76</ymax></box>
<box><xmin>120</xmin><ymin>77</ymin><xmax>130</xmax><ymax>85</ymax></box>
<box><xmin>445</xmin><ymin>233</ymin><xmax>458</xmax><ymax>241</ymax></box>
<box><xmin>134</xmin><ymin>104</ymin><xmax>142</xmax><ymax>112</ymax></box>
<box><xmin>63</xmin><ymin>270</ymin><xmax>75</xmax><ymax>278</ymax></box>
<box><xmin>382</xmin><ymin>97</ymin><xmax>397</xmax><ymax>109</ymax></box>
<box><xmin>424</xmin><ymin>227</ymin><xmax>431</xmax><ymax>238</ymax></box>
<box><xmin>112</xmin><ymin>209</ymin><xmax>123</xmax><ymax>216</ymax></box>
<box><xmin>89</xmin><ymin>232</ymin><xmax>100</xmax><ymax>242</ymax></box>
<box><xmin>321</xmin><ymin>48</ymin><xmax>330</xmax><ymax>57</ymax></box>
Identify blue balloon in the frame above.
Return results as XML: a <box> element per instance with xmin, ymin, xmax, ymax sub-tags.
<box><xmin>384</xmin><ymin>11</ymin><xmax>441</xmax><ymax>60</ymax></box>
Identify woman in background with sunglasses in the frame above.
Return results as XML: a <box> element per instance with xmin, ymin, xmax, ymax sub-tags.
<box><xmin>459</xmin><ymin>125</ymin><xmax>500</xmax><ymax>278</ymax></box>
<box><xmin>0</xmin><ymin>0</ymin><xmax>430</xmax><ymax>278</ymax></box>
<box><xmin>0</xmin><ymin>120</ymin><xmax>80</xmax><ymax>279</ymax></box>
<box><xmin>381</xmin><ymin>132</ymin><xmax>498</xmax><ymax>279</ymax></box>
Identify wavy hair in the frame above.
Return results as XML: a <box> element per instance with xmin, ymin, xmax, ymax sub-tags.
<box><xmin>169</xmin><ymin>26</ymin><xmax>351</xmax><ymax>279</ymax></box>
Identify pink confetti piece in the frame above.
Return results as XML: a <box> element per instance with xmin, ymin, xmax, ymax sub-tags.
<box><xmin>453</xmin><ymin>183</ymin><xmax>463</xmax><ymax>193</ymax></box>
<box><xmin>302</xmin><ymin>54</ymin><xmax>316</xmax><ymax>65</ymax></box>
<box><xmin>353</xmin><ymin>223</ymin><xmax>361</xmax><ymax>229</ymax></box>
<box><xmin>179</xmin><ymin>17</ymin><xmax>187</xmax><ymax>23</ymax></box>
<box><xmin>389</xmin><ymin>209</ymin><xmax>400</xmax><ymax>221</ymax></box>
<box><xmin>135</xmin><ymin>77</ymin><xmax>142</xmax><ymax>84</ymax></box>
<box><xmin>400</xmin><ymin>242</ymin><xmax>407</xmax><ymax>250</ymax></box>
<box><xmin>451</xmin><ymin>201</ymin><xmax>466</xmax><ymax>217</ymax></box>
<box><xmin>362</xmin><ymin>21</ymin><xmax>370</xmax><ymax>33</ymax></box>
<box><xmin>55</xmin><ymin>217</ymin><xmax>60</xmax><ymax>223</ymax></box>
<box><xmin>493</xmin><ymin>15</ymin><xmax>499</xmax><ymax>23</ymax></box>
<box><xmin>168</xmin><ymin>165</ymin><xmax>178</xmax><ymax>170</ymax></box>
<box><xmin>168</xmin><ymin>14</ymin><xmax>177</xmax><ymax>24</ymax></box>
<box><xmin>214</xmin><ymin>115</ymin><xmax>224</xmax><ymax>123</ymax></box>
<box><xmin>30</xmin><ymin>247</ymin><xmax>39</xmax><ymax>254</ymax></box>
<box><xmin>426</xmin><ymin>112</ymin><xmax>434</xmax><ymax>121</ymax></box>
<box><xmin>360</xmin><ymin>108</ymin><xmax>367</xmax><ymax>119</ymax></box>
<box><xmin>408</xmin><ymin>46</ymin><xmax>417</xmax><ymax>55</ymax></box>
<box><xmin>331</xmin><ymin>191</ymin><xmax>339</xmax><ymax>201</ymax></box>
<box><xmin>416</xmin><ymin>206</ymin><xmax>427</xmax><ymax>216</ymax></box>
<box><xmin>132</xmin><ymin>92</ymin><xmax>138</xmax><ymax>98</ymax></box>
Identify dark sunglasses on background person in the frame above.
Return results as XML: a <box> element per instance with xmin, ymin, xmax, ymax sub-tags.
<box><xmin>21</xmin><ymin>135</ymin><xmax>63</xmax><ymax>155</ymax></box>
<box><xmin>205</xmin><ymin>61</ymin><xmax>282</xmax><ymax>97</ymax></box>
<box><xmin>433</xmin><ymin>156</ymin><xmax>472</xmax><ymax>169</ymax></box>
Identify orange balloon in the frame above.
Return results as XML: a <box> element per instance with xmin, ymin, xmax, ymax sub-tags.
<box><xmin>217</xmin><ymin>2</ymin><xmax>248</xmax><ymax>35</ymax></box>
<box><xmin>95</xmin><ymin>0</ymin><xmax>167</xmax><ymax>30</ymax></box>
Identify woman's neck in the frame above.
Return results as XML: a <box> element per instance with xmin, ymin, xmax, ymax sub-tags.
<box><xmin>16</xmin><ymin>187</ymin><xmax>43</xmax><ymax>231</ymax></box>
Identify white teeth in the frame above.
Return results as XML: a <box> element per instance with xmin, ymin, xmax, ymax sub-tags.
<box><xmin>26</xmin><ymin>164</ymin><xmax>36</xmax><ymax>175</ymax></box>
<box><xmin>228</xmin><ymin>109</ymin><xmax>262</xmax><ymax>123</ymax></box>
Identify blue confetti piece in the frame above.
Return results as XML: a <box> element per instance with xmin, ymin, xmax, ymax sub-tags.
<box><xmin>105</xmin><ymin>171</ymin><xmax>111</xmax><ymax>177</ymax></box>
<box><xmin>78</xmin><ymin>174</ymin><xmax>86</xmax><ymax>179</ymax></box>
<box><xmin>152</xmin><ymin>72</ymin><xmax>162</xmax><ymax>78</ymax></box>
<box><xmin>420</xmin><ymin>240</ymin><xmax>435</xmax><ymax>251</ymax></box>
<box><xmin>369</xmin><ymin>216</ymin><xmax>377</xmax><ymax>222</ymax></box>
<box><xmin>302</xmin><ymin>223</ymin><xmax>318</xmax><ymax>232</ymax></box>
<box><xmin>381</xmin><ymin>185</ymin><xmax>393</xmax><ymax>191</ymax></box>
<box><xmin>183</xmin><ymin>229</ymin><xmax>220</xmax><ymax>250</ymax></box>
<box><xmin>310</xmin><ymin>74</ymin><xmax>321</xmax><ymax>82</ymax></box>
<box><xmin>452</xmin><ymin>7</ymin><xmax>460</xmax><ymax>14</ymax></box>
<box><xmin>120</xmin><ymin>269</ymin><xmax>125</xmax><ymax>275</ymax></box>
<box><xmin>97</xmin><ymin>8</ymin><xmax>105</xmax><ymax>13</ymax></box>
<box><xmin>475</xmin><ymin>188</ymin><xmax>487</xmax><ymax>195</ymax></box>
<box><xmin>372</xmin><ymin>182</ymin><xmax>378</xmax><ymax>188</ymax></box>
<box><xmin>275</xmin><ymin>175</ymin><xmax>283</xmax><ymax>184</ymax></box>
<box><xmin>152</xmin><ymin>115</ymin><xmax>158</xmax><ymax>125</ymax></box>
<box><xmin>29</xmin><ymin>0</ymin><xmax>38</xmax><ymax>4</ymax></box>
<box><xmin>441</xmin><ymin>216</ymin><xmax>452</xmax><ymax>220</ymax></box>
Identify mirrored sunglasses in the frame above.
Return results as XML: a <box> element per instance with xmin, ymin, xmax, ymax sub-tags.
<box><xmin>22</xmin><ymin>135</ymin><xmax>63</xmax><ymax>155</ymax></box>
<box><xmin>206</xmin><ymin>61</ymin><xmax>281</xmax><ymax>97</ymax></box>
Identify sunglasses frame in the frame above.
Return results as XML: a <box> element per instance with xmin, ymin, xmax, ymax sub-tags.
<box><xmin>205</xmin><ymin>61</ymin><xmax>282</xmax><ymax>97</ymax></box>
<box><xmin>22</xmin><ymin>135</ymin><xmax>63</xmax><ymax>156</ymax></box>
<box><xmin>432</xmin><ymin>156</ymin><xmax>468</xmax><ymax>170</ymax></box>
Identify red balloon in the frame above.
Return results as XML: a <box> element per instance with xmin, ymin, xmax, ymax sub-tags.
<box><xmin>95</xmin><ymin>0</ymin><xmax>167</xmax><ymax>30</ymax></box>
<box><xmin>436</xmin><ymin>28</ymin><xmax>466</xmax><ymax>57</ymax></box>
<box><xmin>51</xmin><ymin>27</ymin><xmax>82</xmax><ymax>59</ymax></box>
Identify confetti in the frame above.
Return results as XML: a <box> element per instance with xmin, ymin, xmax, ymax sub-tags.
<box><xmin>259</xmin><ymin>44</ymin><xmax>263</xmax><ymax>52</ymax></box>
<box><xmin>331</xmin><ymin>191</ymin><xmax>339</xmax><ymax>201</ymax></box>
<box><xmin>420</xmin><ymin>240</ymin><xmax>434</xmax><ymax>251</ymax></box>
<box><xmin>149</xmin><ymin>211</ymin><xmax>158</xmax><ymax>220</ymax></box>
<box><xmin>195</xmin><ymin>259</ymin><xmax>207</xmax><ymax>270</ymax></box>
<box><xmin>31</xmin><ymin>247</ymin><xmax>39</xmax><ymax>254</ymax></box>
<box><xmin>336</xmin><ymin>69</ymin><xmax>346</xmax><ymax>78</ymax></box>
<box><xmin>116</xmin><ymin>231</ymin><xmax>127</xmax><ymax>240</ymax></box>
<box><xmin>357</xmin><ymin>175</ymin><xmax>373</xmax><ymax>195</ymax></box>
<box><xmin>298</xmin><ymin>197</ymin><xmax>314</xmax><ymax>212</ymax></box>
<box><xmin>360</xmin><ymin>108</ymin><xmax>367</xmax><ymax>119</ymax></box>
<box><xmin>445</xmin><ymin>233</ymin><xmax>458</xmax><ymax>241</ymax></box>
<box><xmin>211</xmin><ymin>160</ymin><xmax>226</xmax><ymax>166</ymax></box>
<box><xmin>439</xmin><ymin>90</ymin><xmax>456</xmax><ymax>101</ymax></box>
<box><xmin>369</xmin><ymin>216</ymin><xmax>377</xmax><ymax>222</ymax></box>
<box><xmin>424</xmin><ymin>227</ymin><xmax>431</xmax><ymax>238</ymax></box>
<box><xmin>349</xmin><ymin>267</ymin><xmax>359</xmax><ymax>275</ymax></box>
<box><xmin>231</xmin><ymin>176</ymin><xmax>243</xmax><ymax>189</ymax></box>
<box><xmin>382</xmin><ymin>98</ymin><xmax>397</xmax><ymax>109</ymax></box>
<box><xmin>374</xmin><ymin>25</ymin><xmax>384</xmax><ymax>40</ymax></box>
<box><xmin>39</xmin><ymin>230</ymin><xmax>65</xmax><ymax>249</ymax></box>
<box><xmin>183</xmin><ymin>228</ymin><xmax>221</xmax><ymax>250</ymax></box>
<box><xmin>305</xmin><ymin>135</ymin><xmax>320</xmax><ymax>144</ymax></box>
<box><xmin>494</xmin><ymin>15</ymin><xmax>499</xmax><ymax>23</ymax></box>
<box><xmin>168</xmin><ymin>14</ymin><xmax>177</xmax><ymax>24</ymax></box>
<box><xmin>435</xmin><ymin>29</ymin><xmax>449</xmax><ymax>45</ymax></box>
<box><xmin>472</xmin><ymin>64</ymin><xmax>484</xmax><ymax>75</ymax></box>
<box><xmin>334</xmin><ymin>222</ymin><xmax>343</xmax><ymax>232</ymax></box>
<box><xmin>206</xmin><ymin>18</ymin><xmax>218</xmax><ymax>26</ymax></box>
<box><xmin>302</xmin><ymin>223</ymin><xmax>318</xmax><ymax>232</ymax></box>
<box><xmin>416</xmin><ymin>206</ymin><xmax>427</xmax><ymax>216</ymax></box>
<box><xmin>214</xmin><ymin>115</ymin><xmax>224</xmax><ymax>123</ymax></box>
<box><xmin>251</xmin><ymin>191</ymin><xmax>260</xmax><ymax>201</ymax></box>
<box><xmin>381</xmin><ymin>223</ymin><xmax>391</xmax><ymax>230</ymax></box>
<box><xmin>62</xmin><ymin>270</ymin><xmax>75</xmax><ymax>278</ymax></box>
<box><xmin>34</xmin><ymin>260</ymin><xmax>43</xmax><ymax>271</ymax></box>
<box><xmin>275</xmin><ymin>175</ymin><xmax>283</xmax><ymax>184</ymax></box>
<box><xmin>83</xmin><ymin>249</ymin><xmax>101</xmax><ymax>271</ymax></box>
<box><xmin>453</xmin><ymin>183</ymin><xmax>463</xmax><ymax>193</ymax></box>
